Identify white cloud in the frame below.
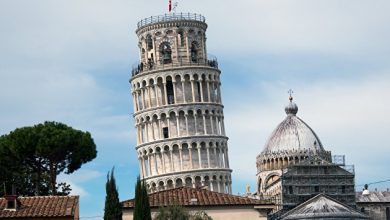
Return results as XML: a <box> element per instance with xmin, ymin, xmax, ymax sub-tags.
<box><xmin>58</xmin><ymin>169</ymin><xmax>105</xmax><ymax>197</ymax></box>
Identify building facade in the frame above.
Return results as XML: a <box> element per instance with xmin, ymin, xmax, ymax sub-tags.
<box><xmin>122</xmin><ymin>187</ymin><xmax>274</xmax><ymax>220</ymax></box>
<box><xmin>255</xmin><ymin>95</ymin><xmax>356</xmax><ymax>217</ymax></box>
<box><xmin>356</xmin><ymin>186</ymin><xmax>390</xmax><ymax>220</ymax></box>
<box><xmin>130</xmin><ymin>13</ymin><xmax>232</xmax><ymax>193</ymax></box>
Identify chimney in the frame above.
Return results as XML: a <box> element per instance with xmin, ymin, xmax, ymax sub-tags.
<box><xmin>4</xmin><ymin>185</ymin><xmax>19</xmax><ymax>211</ymax></box>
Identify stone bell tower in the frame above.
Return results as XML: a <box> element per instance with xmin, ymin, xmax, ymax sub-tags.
<box><xmin>130</xmin><ymin>13</ymin><xmax>232</xmax><ymax>194</ymax></box>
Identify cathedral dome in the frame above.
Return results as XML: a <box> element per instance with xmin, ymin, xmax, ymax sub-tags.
<box><xmin>261</xmin><ymin>97</ymin><xmax>326</xmax><ymax>156</ymax></box>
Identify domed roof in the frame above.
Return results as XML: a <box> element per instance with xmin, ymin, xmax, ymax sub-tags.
<box><xmin>261</xmin><ymin>96</ymin><xmax>325</xmax><ymax>155</ymax></box>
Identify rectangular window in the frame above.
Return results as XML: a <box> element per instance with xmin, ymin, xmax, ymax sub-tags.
<box><xmin>163</xmin><ymin>127</ymin><xmax>169</xmax><ymax>139</ymax></box>
<box><xmin>315</xmin><ymin>186</ymin><xmax>319</xmax><ymax>193</ymax></box>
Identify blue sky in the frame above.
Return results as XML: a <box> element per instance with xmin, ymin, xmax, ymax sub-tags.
<box><xmin>1</xmin><ymin>0</ymin><xmax>390</xmax><ymax>219</ymax></box>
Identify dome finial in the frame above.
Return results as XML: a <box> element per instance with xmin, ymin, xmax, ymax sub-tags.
<box><xmin>288</xmin><ymin>89</ymin><xmax>294</xmax><ymax>102</ymax></box>
<box><xmin>285</xmin><ymin>89</ymin><xmax>298</xmax><ymax>115</ymax></box>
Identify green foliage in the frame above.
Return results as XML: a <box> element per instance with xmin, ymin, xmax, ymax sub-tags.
<box><xmin>133</xmin><ymin>176</ymin><xmax>151</xmax><ymax>220</ymax></box>
<box><xmin>104</xmin><ymin>168</ymin><xmax>122</xmax><ymax>220</ymax></box>
<box><xmin>154</xmin><ymin>205</ymin><xmax>212</xmax><ymax>220</ymax></box>
<box><xmin>0</xmin><ymin>121</ymin><xmax>97</xmax><ymax>196</ymax></box>
<box><xmin>155</xmin><ymin>205</ymin><xmax>190</xmax><ymax>220</ymax></box>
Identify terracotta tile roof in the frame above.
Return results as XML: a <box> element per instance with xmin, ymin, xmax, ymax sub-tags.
<box><xmin>0</xmin><ymin>196</ymin><xmax>79</xmax><ymax>218</ymax></box>
<box><xmin>122</xmin><ymin>187</ymin><xmax>272</xmax><ymax>208</ymax></box>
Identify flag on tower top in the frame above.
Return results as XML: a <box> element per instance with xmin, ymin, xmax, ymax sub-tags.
<box><xmin>169</xmin><ymin>0</ymin><xmax>172</xmax><ymax>12</ymax></box>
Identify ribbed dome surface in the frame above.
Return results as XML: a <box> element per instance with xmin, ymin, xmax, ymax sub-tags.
<box><xmin>261</xmin><ymin>99</ymin><xmax>325</xmax><ymax>155</ymax></box>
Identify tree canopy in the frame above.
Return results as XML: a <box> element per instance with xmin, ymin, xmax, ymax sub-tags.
<box><xmin>0</xmin><ymin>121</ymin><xmax>97</xmax><ymax>196</ymax></box>
<box><xmin>133</xmin><ymin>176</ymin><xmax>152</xmax><ymax>220</ymax></box>
<box><xmin>104</xmin><ymin>168</ymin><xmax>122</xmax><ymax>220</ymax></box>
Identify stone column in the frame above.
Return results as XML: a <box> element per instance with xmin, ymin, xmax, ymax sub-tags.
<box><xmin>194</xmin><ymin>113</ymin><xmax>198</xmax><ymax>134</ymax></box>
<box><xmin>135</xmin><ymin>91</ymin><xmax>140</xmax><ymax>111</ymax></box>
<box><xmin>225</xmin><ymin>147</ymin><xmax>230</xmax><ymax>168</ymax></box>
<box><xmin>161</xmin><ymin>150</ymin><xmax>166</xmax><ymax>174</ymax></box>
<box><xmin>163</xmin><ymin>82</ymin><xmax>168</xmax><ymax>105</ymax></box>
<box><xmin>217</xmin><ymin>83</ymin><xmax>222</xmax><ymax>103</ymax></box>
<box><xmin>185</xmin><ymin>33</ymin><xmax>190</xmax><ymax>62</ymax></box>
<box><xmin>147</xmin><ymin>86</ymin><xmax>152</xmax><ymax>108</ymax></box>
<box><xmin>167</xmin><ymin>117</ymin><xmax>171</xmax><ymax>138</ymax></box>
<box><xmin>139</xmin><ymin>157</ymin><xmax>143</xmax><ymax>178</ymax></box>
<box><xmin>188</xmin><ymin>146</ymin><xmax>193</xmax><ymax>169</ymax></box>
<box><xmin>202</xmin><ymin>114</ymin><xmax>207</xmax><ymax>134</ymax></box>
<box><xmin>150</xmin><ymin>120</ymin><xmax>155</xmax><ymax>140</ymax></box>
<box><xmin>210</xmin><ymin>180</ymin><xmax>214</xmax><ymax>191</ymax></box>
<box><xmin>217</xmin><ymin>180</ymin><xmax>221</xmax><ymax>193</ymax></box>
<box><xmin>176</xmin><ymin>114</ymin><xmax>180</xmax><ymax>137</ymax></box>
<box><xmin>206</xmin><ymin>146</ymin><xmax>211</xmax><ymax>168</ymax></box>
<box><xmin>184</xmin><ymin>114</ymin><xmax>189</xmax><ymax>136</ymax></box>
<box><xmin>145</xmin><ymin>122</ymin><xmax>149</xmax><ymax>143</ymax></box>
<box><xmin>219</xmin><ymin>149</ymin><xmax>224</xmax><ymax>168</ymax></box>
<box><xmin>221</xmin><ymin>117</ymin><xmax>226</xmax><ymax>136</ymax></box>
<box><xmin>170</xmin><ymin>149</ymin><xmax>174</xmax><ymax>172</ymax></box>
<box><xmin>158</xmin><ymin>118</ymin><xmax>162</xmax><ymax>139</ymax></box>
<box><xmin>132</xmin><ymin>93</ymin><xmax>137</xmax><ymax>112</ymax></box>
<box><xmin>190</xmin><ymin>80</ymin><xmax>196</xmax><ymax>103</ymax></box>
<box><xmin>210</xmin><ymin>115</ymin><xmax>214</xmax><ymax>134</ymax></box>
<box><xmin>197</xmin><ymin>144</ymin><xmax>202</xmax><ymax>168</ymax></box>
<box><xmin>147</xmin><ymin>154</ymin><xmax>152</xmax><ymax>176</ymax></box>
<box><xmin>141</xmin><ymin>88</ymin><xmax>146</xmax><ymax>109</ymax></box>
<box><xmin>181</xmin><ymin>80</ymin><xmax>186</xmax><ymax>103</ymax></box>
<box><xmin>206</xmin><ymin>80</ymin><xmax>211</xmax><ymax>102</ymax></box>
<box><xmin>199</xmin><ymin>80</ymin><xmax>204</xmax><ymax>102</ymax></box>
<box><xmin>179</xmin><ymin>146</ymin><xmax>183</xmax><ymax>171</ymax></box>
<box><xmin>154</xmin><ymin>83</ymin><xmax>160</xmax><ymax>107</ymax></box>
<box><xmin>172</xmin><ymin>80</ymin><xmax>177</xmax><ymax>104</ymax></box>
<box><xmin>213</xmin><ymin>147</ymin><xmax>217</xmax><ymax>168</ymax></box>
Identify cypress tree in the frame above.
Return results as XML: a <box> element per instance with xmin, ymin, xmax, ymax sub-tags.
<box><xmin>133</xmin><ymin>176</ymin><xmax>151</xmax><ymax>220</ymax></box>
<box><xmin>104</xmin><ymin>168</ymin><xmax>122</xmax><ymax>220</ymax></box>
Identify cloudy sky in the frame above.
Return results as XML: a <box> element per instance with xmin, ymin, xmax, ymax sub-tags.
<box><xmin>1</xmin><ymin>0</ymin><xmax>389</xmax><ymax>218</ymax></box>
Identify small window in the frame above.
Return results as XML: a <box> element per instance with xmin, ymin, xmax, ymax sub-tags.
<box><xmin>288</xmin><ymin>186</ymin><xmax>293</xmax><ymax>194</ymax></box>
<box><xmin>342</xmin><ymin>186</ymin><xmax>346</xmax><ymax>193</ymax></box>
<box><xmin>163</xmin><ymin>127</ymin><xmax>169</xmax><ymax>139</ymax></box>
<box><xmin>160</xmin><ymin>42</ymin><xmax>172</xmax><ymax>64</ymax></box>
<box><xmin>178</xmin><ymin>31</ymin><xmax>184</xmax><ymax>47</ymax></box>
<box><xmin>191</xmin><ymin>42</ymin><xmax>198</xmax><ymax>62</ymax></box>
<box><xmin>361</xmin><ymin>207</ymin><xmax>365</xmax><ymax>213</ymax></box>
<box><xmin>6</xmin><ymin>200</ymin><xmax>15</xmax><ymax>209</ymax></box>
<box><xmin>146</xmin><ymin>35</ymin><xmax>153</xmax><ymax>50</ymax></box>
<box><xmin>315</xmin><ymin>186</ymin><xmax>319</xmax><ymax>193</ymax></box>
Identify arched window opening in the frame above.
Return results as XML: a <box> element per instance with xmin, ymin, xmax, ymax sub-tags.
<box><xmin>191</xmin><ymin>42</ymin><xmax>198</xmax><ymax>62</ymax></box>
<box><xmin>160</xmin><ymin>42</ymin><xmax>172</xmax><ymax>64</ymax></box>
<box><xmin>146</xmin><ymin>35</ymin><xmax>153</xmax><ymax>50</ymax></box>
<box><xmin>341</xmin><ymin>185</ymin><xmax>346</xmax><ymax>193</ymax></box>
<box><xmin>163</xmin><ymin>127</ymin><xmax>169</xmax><ymax>139</ymax></box>
<box><xmin>166</xmin><ymin>80</ymin><xmax>175</xmax><ymax>104</ymax></box>
<box><xmin>196</xmin><ymin>81</ymin><xmax>201</xmax><ymax>102</ymax></box>
<box><xmin>361</xmin><ymin>207</ymin><xmax>365</xmax><ymax>213</ymax></box>
<box><xmin>178</xmin><ymin>31</ymin><xmax>184</xmax><ymax>47</ymax></box>
<box><xmin>289</xmin><ymin>186</ymin><xmax>293</xmax><ymax>194</ymax></box>
<box><xmin>386</xmin><ymin>207</ymin><xmax>390</xmax><ymax>220</ymax></box>
<box><xmin>315</xmin><ymin>186</ymin><xmax>319</xmax><ymax>193</ymax></box>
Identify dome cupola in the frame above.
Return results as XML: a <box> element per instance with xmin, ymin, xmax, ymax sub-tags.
<box><xmin>256</xmin><ymin>94</ymin><xmax>331</xmax><ymax>172</ymax></box>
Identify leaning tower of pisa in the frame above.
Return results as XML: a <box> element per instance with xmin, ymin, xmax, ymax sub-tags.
<box><xmin>130</xmin><ymin>13</ymin><xmax>232</xmax><ymax>194</ymax></box>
